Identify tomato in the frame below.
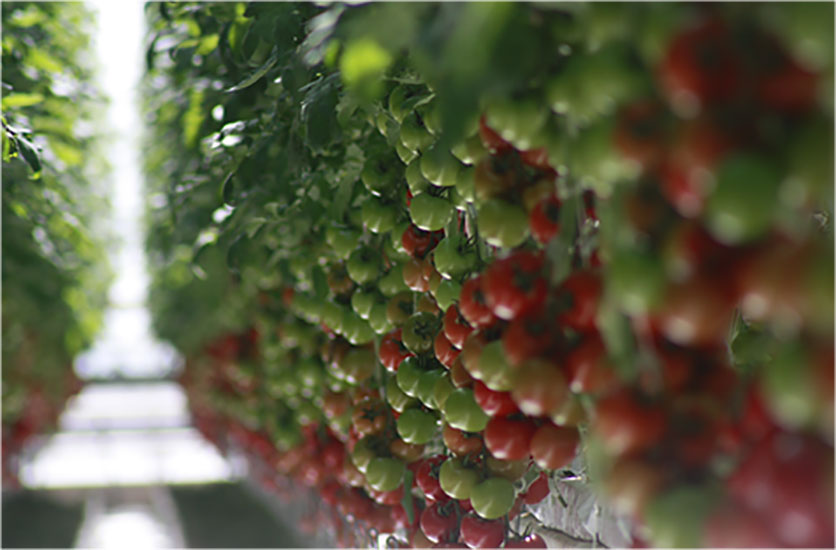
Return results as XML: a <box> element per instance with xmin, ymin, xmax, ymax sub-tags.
<box><xmin>459</xmin><ymin>513</ymin><xmax>506</xmax><ymax>549</ymax></box>
<box><xmin>656</xmin><ymin>275</ymin><xmax>735</xmax><ymax>347</ymax></box>
<box><xmin>703</xmin><ymin>502</ymin><xmax>783</xmax><ymax>549</ymax></box>
<box><xmin>443</xmin><ymin>305</ymin><xmax>474</xmax><ymax>350</ymax></box>
<box><xmin>523</xmin><ymin>472</ymin><xmax>549</xmax><ymax>505</ymax></box>
<box><xmin>402</xmin><ymin>224</ymin><xmax>442</xmax><ymax>259</ymax></box>
<box><xmin>459</xmin><ymin>276</ymin><xmax>496</xmax><ymax>329</ymax></box>
<box><xmin>327</xmin><ymin>264</ymin><xmax>355</xmax><ymax>296</ymax></box>
<box><xmin>410</xmin><ymin>193</ymin><xmax>455</xmax><ymax>232</ymax></box>
<box><xmin>482</xmin><ymin>251</ymin><xmax>547</xmax><ymax>321</ymax></box>
<box><xmin>505</xmin><ymin>534</ymin><xmax>547</xmax><ymax>548</ymax></box>
<box><xmin>380</xmin><ymin>329</ymin><xmax>412</xmax><ymax>373</ymax></box>
<box><xmin>564</xmin><ymin>333</ymin><xmax>619</xmax><ymax>395</ymax></box>
<box><xmin>365</xmin><ymin>457</ymin><xmax>406</xmax><ymax>492</ymax></box>
<box><xmin>416</xmin><ymin>368</ymin><xmax>446</xmax><ymax>409</ymax></box>
<box><xmin>352</xmin><ymin>400</ymin><xmax>387</xmax><ymax>436</ymax></box>
<box><xmin>420</xmin><ymin>501</ymin><xmax>459</xmax><ymax>543</ymax></box>
<box><xmin>361</xmin><ymin>196</ymin><xmax>399</xmax><ymax>234</ymax></box>
<box><xmin>593</xmin><ymin>389</ymin><xmax>667</xmax><ymax>457</ymax></box>
<box><xmin>529</xmin><ymin>194</ymin><xmax>561</xmax><ymax>245</ymax></box>
<box><xmin>403</xmin><ymin>256</ymin><xmax>431</xmax><ymax>292</ymax></box>
<box><xmin>416</xmin><ymin>455</ymin><xmax>449</xmax><ymax>503</ymax></box>
<box><xmin>379</xmin><ymin>263</ymin><xmax>410</xmax><ymax>297</ymax></box>
<box><xmin>442</xmin><ymin>424</ymin><xmax>484</xmax><ymax>457</ymax></box>
<box><xmin>433</xmin><ymin>278</ymin><xmax>462</xmax><ymax>312</ymax></box>
<box><xmin>433</xmin><ymin>373</ymin><xmax>456</xmax><ymax>411</ymax></box>
<box><xmin>530</xmin><ymin>424</ymin><xmax>579</xmax><ymax>470</ymax></box>
<box><xmin>434</xmin><ymin>330</ymin><xmax>460</xmax><ymax>369</ymax></box>
<box><xmin>402</xmin><ymin>312</ymin><xmax>442</xmax><ymax>355</ymax></box>
<box><xmin>484</xmin><ymin>416</ymin><xmax>536</xmax><ymax>461</ymax></box>
<box><xmin>473</xmin><ymin>380</ymin><xmax>519</xmax><ymax>418</ymax></box>
<box><xmin>390</xmin><ymin>438</ymin><xmax>425</xmax><ymax>463</ymax></box>
<box><xmin>604</xmin><ymin>457</ymin><xmax>665</xmax><ymax>521</ymax></box>
<box><xmin>347</xmin><ymin>246</ymin><xmax>382</xmax><ymax>285</ymax></box>
<box><xmin>326</xmin><ymin>225</ymin><xmax>363</xmax><ymax>260</ymax></box>
<box><xmin>387</xmin><ymin>291</ymin><xmax>416</xmax><ymax>326</ymax></box>
<box><xmin>397</xmin><ymin>356</ymin><xmax>424</xmax><ymax>398</ymax></box>
<box><xmin>443</xmin><ymin>387</ymin><xmax>490</xmax><ymax>433</ymax></box>
<box><xmin>644</xmin><ymin>485</ymin><xmax>723</xmax><ymax>548</ymax></box>
<box><xmin>556</xmin><ymin>270</ymin><xmax>602</xmax><ymax>332</ymax></box>
<box><xmin>439</xmin><ymin>457</ymin><xmax>480</xmax><ymax>500</ymax></box>
<box><xmin>469</xmin><ymin>477</ymin><xmax>516</xmax><ymax>520</ymax></box>
<box><xmin>433</xmin><ymin>235</ymin><xmax>478</xmax><ymax>281</ymax></box>
<box><xmin>397</xmin><ymin>407</ymin><xmax>439</xmax><ymax>445</ymax></box>
<box><xmin>510</xmin><ymin>359</ymin><xmax>568</xmax><ymax>417</ymax></box>
<box><xmin>613</xmin><ymin>99</ymin><xmax>669</xmax><ymax>170</ymax></box>
<box><xmin>338</xmin><ymin>347</ymin><xmax>376</xmax><ymax>384</ymax></box>
<box><xmin>478</xmin><ymin>114</ymin><xmax>514</xmax><ymax>153</ymax></box>
<box><xmin>475</xmin><ymin>340</ymin><xmax>515</xmax><ymax>392</ymax></box>
<box><xmin>658</xmin><ymin>17</ymin><xmax>740</xmax><ymax>111</ymax></box>
<box><xmin>477</xmin><ymin>198</ymin><xmax>531</xmax><ymax>249</ymax></box>
<box><xmin>758</xmin><ymin>56</ymin><xmax>818</xmax><ymax>114</ymax></box>
<box><xmin>449</xmin><ymin>355</ymin><xmax>474</xmax><ymax>389</ymax></box>
<box><xmin>501</xmin><ymin>313</ymin><xmax>553</xmax><ymax>367</ymax></box>
<box><xmin>485</xmin><ymin>456</ymin><xmax>530</xmax><ymax>482</ymax></box>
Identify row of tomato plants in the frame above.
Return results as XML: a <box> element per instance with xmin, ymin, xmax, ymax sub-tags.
<box><xmin>2</xmin><ymin>3</ymin><xmax>111</xmax><ymax>487</ymax></box>
<box><xmin>144</xmin><ymin>3</ymin><xmax>834</xmax><ymax>547</ymax></box>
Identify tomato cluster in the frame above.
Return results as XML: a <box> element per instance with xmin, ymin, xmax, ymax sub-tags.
<box><xmin>158</xmin><ymin>3</ymin><xmax>832</xmax><ymax>548</ymax></box>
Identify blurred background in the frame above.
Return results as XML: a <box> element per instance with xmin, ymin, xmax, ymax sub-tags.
<box><xmin>2</xmin><ymin>2</ymin><xmax>311</xmax><ymax>547</ymax></box>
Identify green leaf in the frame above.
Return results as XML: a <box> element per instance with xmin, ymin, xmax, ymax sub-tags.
<box><xmin>311</xmin><ymin>265</ymin><xmax>328</xmax><ymax>299</ymax></box>
<box><xmin>221</xmin><ymin>171</ymin><xmax>237</xmax><ymax>206</ymax></box>
<box><xmin>14</xmin><ymin>135</ymin><xmax>41</xmax><ymax>175</ymax></box>
<box><xmin>225</xmin><ymin>50</ymin><xmax>279</xmax><ymax>92</ymax></box>
<box><xmin>401</xmin><ymin>469</ymin><xmax>415</xmax><ymax>525</ymax></box>
<box><xmin>1</xmin><ymin>92</ymin><xmax>44</xmax><ymax>109</ymax></box>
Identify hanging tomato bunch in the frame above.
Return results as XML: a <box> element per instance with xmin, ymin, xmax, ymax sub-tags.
<box><xmin>145</xmin><ymin>2</ymin><xmax>833</xmax><ymax>548</ymax></box>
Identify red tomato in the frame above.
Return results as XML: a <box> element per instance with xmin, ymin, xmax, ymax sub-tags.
<box><xmin>564</xmin><ymin>334</ymin><xmax>618</xmax><ymax>395</ymax></box>
<box><xmin>434</xmin><ymin>330</ymin><xmax>461</xmax><ymax>369</ymax></box>
<box><xmin>473</xmin><ymin>380</ymin><xmax>519</xmax><ymax>418</ymax></box>
<box><xmin>613</xmin><ymin>99</ymin><xmax>669</xmax><ymax>170</ymax></box>
<box><xmin>460</xmin><ymin>276</ymin><xmax>497</xmax><ymax>329</ymax></box>
<box><xmin>449</xmin><ymin>355</ymin><xmax>475</xmax><ymax>388</ymax></box>
<box><xmin>519</xmin><ymin>147</ymin><xmax>554</xmax><ymax>172</ymax></box>
<box><xmin>416</xmin><ymin>455</ymin><xmax>449</xmax><ymax>503</ymax></box>
<box><xmin>556</xmin><ymin>270</ymin><xmax>602</xmax><ymax>332</ymax></box>
<box><xmin>593</xmin><ymin>390</ymin><xmax>667</xmax><ymax>457</ymax></box>
<box><xmin>442</xmin><ymin>423</ymin><xmax>484</xmax><ymax>456</ymax></box>
<box><xmin>403</xmin><ymin>224</ymin><xmax>442</xmax><ymax>259</ymax></box>
<box><xmin>479</xmin><ymin>114</ymin><xmax>514</xmax><ymax>153</ymax></box>
<box><xmin>484</xmin><ymin>416</ymin><xmax>537</xmax><ymax>461</ymax></box>
<box><xmin>530</xmin><ymin>424</ymin><xmax>579</xmax><ymax>470</ymax></box>
<box><xmin>529</xmin><ymin>194</ymin><xmax>561</xmax><ymax>245</ymax></box>
<box><xmin>501</xmin><ymin>312</ymin><xmax>554</xmax><ymax>367</ymax></box>
<box><xmin>482</xmin><ymin>251</ymin><xmax>547</xmax><ymax>321</ymax></box>
<box><xmin>380</xmin><ymin>329</ymin><xmax>412</xmax><ymax>373</ymax></box>
<box><xmin>658</xmin><ymin>17</ymin><xmax>740</xmax><ymax>110</ymax></box>
<box><xmin>459</xmin><ymin>513</ymin><xmax>506</xmax><ymax>549</ymax></box>
<box><xmin>404</xmin><ymin>256</ymin><xmax>431</xmax><ymax>291</ymax></box>
<box><xmin>511</xmin><ymin>359</ymin><xmax>569</xmax><ymax>417</ymax></box>
<box><xmin>523</xmin><ymin>472</ymin><xmax>550</xmax><ymax>504</ymax></box>
<box><xmin>420</xmin><ymin>501</ymin><xmax>459</xmax><ymax>543</ymax></box>
<box><xmin>443</xmin><ymin>304</ymin><xmax>474</xmax><ymax>350</ymax></box>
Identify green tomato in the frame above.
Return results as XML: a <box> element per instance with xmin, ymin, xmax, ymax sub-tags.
<box><xmin>339</xmin><ymin>347</ymin><xmax>376</xmax><ymax>385</ymax></box>
<box><xmin>409</xmin><ymin>193</ymin><xmax>454</xmax><ymax>232</ymax></box>
<box><xmin>433</xmin><ymin>373</ymin><xmax>456</xmax><ymax>411</ymax></box>
<box><xmin>644</xmin><ymin>485</ymin><xmax>721</xmax><ymax>548</ymax></box>
<box><xmin>368</xmin><ymin>301</ymin><xmax>394</xmax><ymax>334</ymax></box>
<box><xmin>347</xmin><ymin>246</ymin><xmax>382</xmax><ymax>285</ymax></box>
<box><xmin>451</xmin><ymin>133</ymin><xmax>488</xmax><ymax>166</ymax></box>
<box><xmin>400</xmin><ymin>111</ymin><xmax>435</xmax><ymax>153</ymax></box>
<box><xmin>485</xmin><ymin>97</ymin><xmax>548</xmax><ymax>151</ymax></box>
<box><xmin>477</xmin><ymin>199</ymin><xmax>530</xmax><ymax>249</ymax></box>
<box><xmin>420</xmin><ymin>146</ymin><xmax>444</xmax><ymax>185</ymax></box>
<box><xmin>455</xmin><ymin>165</ymin><xmax>476</xmax><ymax>202</ymax></box>
<box><xmin>433</xmin><ymin>235</ymin><xmax>477</xmax><ymax>280</ymax></box>
<box><xmin>387</xmin><ymin>376</ymin><xmax>417</xmax><ymax>413</ymax></box>
<box><xmin>478</xmin><ymin>340</ymin><xmax>514</xmax><ymax>391</ymax></box>
<box><xmin>608</xmin><ymin>250</ymin><xmax>665</xmax><ymax>315</ymax></box>
<box><xmin>443</xmin><ymin>387</ymin><xmax>490</xmax><ymax>432</ymax></box>
<box><xmin>439</xmin><ymin>458</ymin><xmax>480</xmax><ymax>500</ymax></box>
<box><xmin>704</xmin><ymin>155</ymin><xmax>781</xmax><ymax>245</ymax></box>
<box><xmin>762</xmin><ymin>342</ymin><xmax>819</xmax><ymax>431</ymax></box>
<box><xmin>351</xmin><ymin>436</ymin><xmax>376</xmax><ymax>473</ymax></box>
<box><xmin>379</xmin><ymin>263</ymin><xmax>409</xmax><ymax>297</ymax></box>
<box><xmin>396</xmin><ymin>356</ymin><xmax>423</xmax><ymax>398</ymax></box>
<box><xmin>361</xmin><ymin>197</ymin><xmax>399</xmax><ymax>235</ymax></box>
<box><xmin>362</xmin><ymin>150</ymin><xmax>402</xmax><ymax>197</ymax></box>
<box><xmin>351</xmin><ymin>288</ymin><xmax>378</xmax><ymax>320</ymax></box>
<box><xmin>326</xmin><ymin>225</ymin><xmax>362</xmax><ymax>260</ymax></box>
<box><xmin>435</xmin><ymin>153</ymin><xmax>464</xmax><ymax>188</ymax></box>
<box><xmin>470</xmin><ymin>477</ymin><xmax>516</xmax><ymax>520</ymax></box>
<box><xmin>365</xmin><ymin>457</ymin><xmax>406</xmax><ymax>492</ymax></box>
<box><xmin>406</xmin><ymin>159</ymin><xmax>431</xmax><ymax>194</ymax></box>
<box><xmin>321</xmin><ymin>301</ymin><xmax>347</xmax><ymax>333</ymax></box>
<box><xmin>416</xmin><ymin>368</ymin><xmax>446</xmax><ymax>409</ymax></box>
<box><xmin>387</xmin><ymin>291</ymin><xmax>415</xmax><ymax>326</ymax></box>
<box><xmin>433</xmin><ymin>279</ymin><xmax>462</xmax><ymax>313</ymax></box>
<box><xmin>345</xmin><ymin>315</ymin><xmax>375</xmax><ymax>346</ymax></box>
<box><xmin>420</xmin><ymin>100</ymin><xmax>443</xmax><ymax>136</ymax></box>
<box><xmin>402</xmin><ymin>311</ymin><xmax>441</xmax><ymax>354</ymax></box>
<box><xmin>295</xmin><ymin>358</ymin><xmax>325</xmax><ymax>389</ymax></box>
<box><xmin>396</xmin><ymin>139</ymin><xmax>418</xmax><ymax>165</ymax></box>
<box><xmin>396</xmin><ymin>407</ymin><xmax>439</xmax><ymax>445</ymax></box>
